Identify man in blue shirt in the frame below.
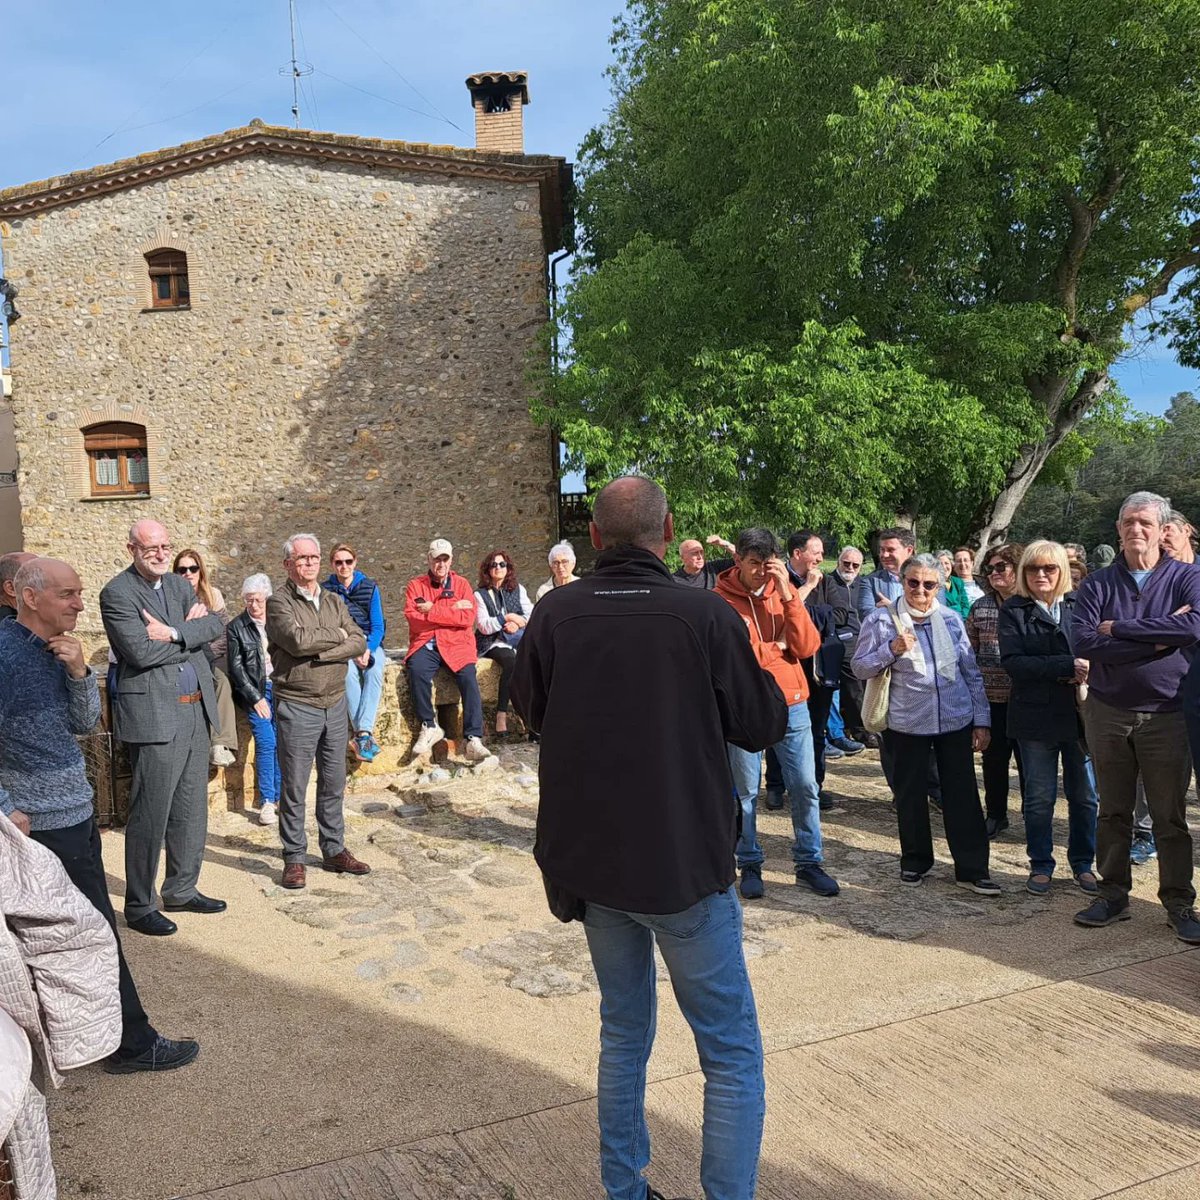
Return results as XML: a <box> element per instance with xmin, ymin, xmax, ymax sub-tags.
<box><xmin>0</xmin><ymin>557</ymin><xmax>198</xmax><ymax>1073</ymax></box>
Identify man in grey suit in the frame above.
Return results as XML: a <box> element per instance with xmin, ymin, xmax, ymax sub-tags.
<box><xmin>100</xmin><ymin>519</ymin><xmax>228</xmax><ymax>936</ymax></box>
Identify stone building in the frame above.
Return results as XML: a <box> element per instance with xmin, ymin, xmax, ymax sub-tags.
<box><xmin>0</xmin><ymin>71</ymin><xmax>571</xmax><ymax>637</ymax></box>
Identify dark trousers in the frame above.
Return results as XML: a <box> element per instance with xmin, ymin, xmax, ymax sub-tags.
<box><xmin>981</xmin><ymin>700</ymin><xmax>1025</xmax><ymax>821</ymax></box>
<box><xmin>839</xmin><ymin>666</ymin><xmax>866</xmax><ymax>735</ymax></box>
<box><xmin>884</xmin><ymin>725</ymin><xmax>989</xmax><ymax>880</ymax></box>
<box><xmin>481</xmin><ymin>644</ymin><xmax>517</xmax><ymax>713</ymax></box>
<box><xmin>880</xmin><ymin>737</ymin><xmax>942</xmax><ymax>803</ymax></box>
<box><xmin>1082</xmin><ymin>696</ymin><xmax>1195</xmax><ymax>912</ymax></box>
<box><xmin>766</xmin><ymin>686</ymin><xmax>836</xmax><ymax>793</ymax></box>
<box><xmin>31</xmin><ymin>818</ymin><xmax>156</xmax><ymax>1057</ymax></box>
<box><xmin>407</xmin><ymin>641</ymin><xmax>484</xmax><ymax>738</ymax></box>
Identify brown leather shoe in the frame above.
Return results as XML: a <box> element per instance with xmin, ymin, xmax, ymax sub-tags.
<box><xmin>322</xmin><ymin>849</ymin><xmax>371</xmax><ymax>876</ymax></box>
<box><xmin>281</xmin><ymin>863</ymin><xmax>306</xmax><ymax>889</ymax></box>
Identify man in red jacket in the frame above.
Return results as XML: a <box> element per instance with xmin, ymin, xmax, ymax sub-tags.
<box><xmin>715</xmin><ymin>528</ymin><xmax>840</xmax><ymax>899</ymax></box>
<box><xmin>403</xmin><ymin>538</ymin><xmax>493</xmax><ymax>762</ymax></box>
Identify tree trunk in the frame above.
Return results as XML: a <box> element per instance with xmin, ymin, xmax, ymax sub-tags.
<box><xmin>968</xmin><ymin>368</ymin><xmax>1113</xmax><ymax>554</ymax></box>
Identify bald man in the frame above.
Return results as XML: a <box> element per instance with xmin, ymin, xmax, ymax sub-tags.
<box><xmin>0</xmin><ymin>551</ymin><xmax>36</xmax><ymax>621</ymax></box>
<box><xmin>100</xmin><ymin>520</ymin><xmax>226</xmax><ymax>936</ymax></box>
<box><xmin>0</xmin><ymin>558</ymin><xmax>198</xmax><ymax>1072</ymax></box>
<box><xmin>671</xmin><ymin>535</ymin><xmax>734</xmax><ymax>590</ymax></box>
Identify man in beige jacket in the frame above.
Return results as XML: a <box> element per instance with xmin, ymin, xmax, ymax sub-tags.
<box><xmin>266</xmin><ymin>532</ymin><xmax>370</xmax><ymax>890</ymax></box>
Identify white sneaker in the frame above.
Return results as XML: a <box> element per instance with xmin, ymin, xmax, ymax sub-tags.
<box><xmin>210</xmin><ymin>746</ymin><xmax>236</xmax><ymax>767</ymax></box>
<box><xmin>463</xmin><ymin>736</ymin><xmax>494</xmax><ymax>763</ymax></box>
<box><xmin>411</xmin><ymin>723</ymin><xmax>445</xmax><ymax>757</ymax></box>
<box><xmin>258</xmin><ymin>802</ymin><xmax>278</xmax><ymax>826</ymax></box>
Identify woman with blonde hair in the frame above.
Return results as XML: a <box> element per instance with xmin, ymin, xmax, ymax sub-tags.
<box><xmin>172</xmin><ymin>548</ymin><xmax>238</xmax><ymax>767</ymax></box>
<box><xmin>998</xmin><ymin>540</ymin><xmax>1099</xmax><ymax>895</ymax></box>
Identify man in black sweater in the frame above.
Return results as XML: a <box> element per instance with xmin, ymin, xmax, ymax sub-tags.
<box><xmin>513</xmin><ymin>476</ymin><xmax>786</xmax><ymax>1200</ymax></box>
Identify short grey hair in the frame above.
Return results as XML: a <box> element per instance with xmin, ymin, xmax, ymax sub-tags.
<box><xmin>838</xmin><ymin>545</ymin><xmax>863</xmax><ymax>560</ymax></box>
<box><xmin>547</xmin><ymin>541</ymin><xmax>576</xmax><ymax>566</ymax></box>
<box><xmin>591</xmin><ymin>476</ymin><xmax>669</xmax><ymax>551</ymax></box>
<box><xmin>1118</xmin><ymin>491</ymin><xmax>1171</xmax><ymax>527</ymax></box>
<box><xmin>283</xmin><ymin>532</ymin><xmax>320</xmax><ymax>559</ymax></box>
<box><xmin>13</xmin><ymin>559</ymin><xmax>52</xmax><ymax>605</ymax></box>
<box><xmin>901</xmin><ymin>552</ymin><xmax>946</xmax><ymax>586</ymax></box>
<box><xmin>241</xmin><ymin>573</ymin><xmax>273</xmax><ymax>598</ymax></box>
<box><xmin>0</xmin><ymin>553</ymin><xmax>33</xmax><ymax>591</ymax></box>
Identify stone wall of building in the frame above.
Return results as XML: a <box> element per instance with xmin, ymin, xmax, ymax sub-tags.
<box><xmin>1</xmin><ymin>153</ymin><xmax>557</xmax><ymax>634</ymax></box>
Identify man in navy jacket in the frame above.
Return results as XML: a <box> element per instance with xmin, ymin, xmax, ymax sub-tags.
<box><xmin>1072</xmin><ymin>491</ymin><xmax>1200</xmax><ymax>941</ymax></box>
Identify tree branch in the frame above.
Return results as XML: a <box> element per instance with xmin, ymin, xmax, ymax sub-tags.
<box><xmin>1122</xmin><ymin>220</ymin><xmax>1200</xmax><ymax>321</ymax></box>
<box><xmin>1053</xmin><ymin>164</ymin><xmax>1127</xmax><ymax>327</ymax></box>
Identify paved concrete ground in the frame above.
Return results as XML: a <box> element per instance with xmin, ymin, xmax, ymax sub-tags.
<box><xmin>45</xmin><ymin>745</ymin><xmax>1200</xmax><ymax>1200</ymax></box>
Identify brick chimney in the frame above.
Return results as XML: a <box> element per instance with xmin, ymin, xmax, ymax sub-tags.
<box><xmin>465</xmin><ymin>71</ymin><xmax>529</xmax><ymax>154</ymax></box>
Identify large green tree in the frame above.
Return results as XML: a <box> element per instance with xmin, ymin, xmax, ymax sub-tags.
<box><xmin>544</xmin><ymin>0</ymin><xmax>1200</xmax><ymax>545</ymax></box>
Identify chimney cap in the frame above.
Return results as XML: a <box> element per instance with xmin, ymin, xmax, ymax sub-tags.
<box><xmin>465</xmin><ymin>71</ymin><xmax>529</xmax><ymax>105</ymax></box>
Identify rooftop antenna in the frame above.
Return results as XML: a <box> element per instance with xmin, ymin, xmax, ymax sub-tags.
<box><xmin>279</xmin><ymin>0</ymin><xmax>313</xmax><ymax>128</ymax></box>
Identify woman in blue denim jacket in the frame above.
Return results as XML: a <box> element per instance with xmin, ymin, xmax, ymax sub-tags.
<box><xmin>852</xmin><ymin>554</ymin><xmax>997</xmax><ymax>894</ymax></box>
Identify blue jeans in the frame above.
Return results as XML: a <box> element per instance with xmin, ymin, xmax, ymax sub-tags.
<box><xmin>729</xmin><ymin>702</ymin><xmax>822</xmax><ymax>869</ymax></box>
<box><xmin>345</xmin><ymin>652</ymin><xmax>386</xmax><ymax>735</ymax></box>
<box><xmin>247</xmin><ymin>681</ymin><xmax>281</xmax><ymax>805</ymax></box>
<box><xmin>1018</xmin><ymin>738</ymin><xmax>1098</xmax><ymax>876</ymax></box>
<box><xmin>583</xmin><ymin>889</ymin><xmax>764</xmax><ymax>1200</ymax></box>
<box><xmin>827</xmin><ymin>691</ymin><xmax>845</xmax><ymax>740</ymax></box>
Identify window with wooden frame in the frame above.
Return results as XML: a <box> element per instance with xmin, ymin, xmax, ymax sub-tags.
<box><xmin>145</xmin><ymin>249</ymin><xmax>190</xmax><ymax>309</ymax></box>
<box><xmin>83</xmin><ymin>422</ymin><xmax>150</xmax><ymax>497</ymax></box>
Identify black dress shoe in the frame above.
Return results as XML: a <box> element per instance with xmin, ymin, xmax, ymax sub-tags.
<box><xmin>126</xmin><ymin>911</ymin><xmax>177</xmax><ymax>937</ymax></box>
<box><xmin>163</xmin><ymin>893</ymin><xmax>228</xmax><ymax>914</ymax></box>
<box><xmin>104</xmin><ymin>1034</ymin><xmax>200</xmax><ymax>1074</ymax></box>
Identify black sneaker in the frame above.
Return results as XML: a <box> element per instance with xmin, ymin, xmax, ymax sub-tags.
<box><xmin>764</xmin><ymin>790</ymin><xmax>786</xmax><ymax>811</ymax></box>
<box><xmin>796</xmin><ymin>865</ymin><xmax>840</xmax><ymax>896</ymax></box>
<box><xmin>900</xmin><ymin>870</ymin><xmax>925</xmax><ymax>886</ymax></box>
<box><xmin>984</xmin><ymin>816</ymin><xmax>1009</xmax><ymax>839</ymax></box>
<box><xmin>1168</xmin><ymin>907</ymin><xmax>1200</xmax><ymax>945</ymax></box>
<box><xmin>648</xmin><ymin>1188</ymin><xmax>694</xmax><ymax>1200</ymax></box>
<box><xmin>104</xmin><ymin>1034</ymin><xmax>200</xmax><ymax>1075</ymax></box>
<box><xmin>956</xmin><ymin>877</ymin><xmax>1001</xmax><ymax>896</ymax></box>
<box><xmin>738</xmin><ymin>864</ymin><xmax>764</xmax><ymax>900</ymax></box>
<box><xmin>818</xmin><ymin>789</ymin><xmax>835</xmax><ymax>811</ymax></box>
<box><xmin>1074</xmin><ymin>897</ymin><xmax>1131</xmax><ymax>927</ymax></box>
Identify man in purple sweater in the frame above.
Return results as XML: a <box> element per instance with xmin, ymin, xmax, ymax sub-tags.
<box><xmin>1072</xmin><ymin>491</ymin><xmax>1200</xmax><ymax>941</ymax></box>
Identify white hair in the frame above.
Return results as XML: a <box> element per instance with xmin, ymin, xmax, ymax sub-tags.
<box><xmin>548</xmin><ymin>541</ymin><xmax>576</xmax><ymax>566</ymax></box>
<box><xmin>241</xmin><ymin>573</ymin><xmax>273</xmax><ymax>597</ymax></box>
<box><xmin>902</xmin><ymin>552</ymin><xmax>946</xmax><ymax>586</ymax></box>
<box><xmin>283</xmin><ymin>532</ymin><xmax>320</xmax><ymax>559</ymax></box>
<box><xmin>838</xmin><ymin>545</ymin><xmax>863</xmax><ymax>559</ymax></box>
<box><xmin>1119</xmin><ymin>491</ymin><xmax>1171</xmax><ymax>527</ymax></box>
<box><xmin>12</xmin><ymin>559</ymin><xmax>51</xmax><ymax>605</ymax></box>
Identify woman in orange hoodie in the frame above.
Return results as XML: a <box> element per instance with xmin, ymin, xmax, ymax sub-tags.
<box><xmin>714</xmin><ymin>528</ymin><xmax>840</xmax><ymax>899</ymax></box>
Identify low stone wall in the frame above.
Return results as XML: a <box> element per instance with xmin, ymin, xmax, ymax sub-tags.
<box><xmin>99</xmin><ymin>652</ymin><xmax>510</xmax><ymax>818</ymax></box>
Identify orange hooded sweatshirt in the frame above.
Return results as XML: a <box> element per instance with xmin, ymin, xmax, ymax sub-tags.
<box><xmin>714</xmin><ymin>566</ymin><xmax>821</xmax><ymax>706</ymax></box>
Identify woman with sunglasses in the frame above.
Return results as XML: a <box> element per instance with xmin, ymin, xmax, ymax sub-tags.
<box><xmin>853</xmin><ymin>553</ymin><xmax>997</xmax><ymax>894</ymax></box>
<box><xmin>172</xmin><ymin>548</ymin><xmax>238</xmax><ymax>767</ymax></box>
<box><xmin>475</xmin><ymin>550</ymin><xmax>533</xmax><ymax>740</ymax></box>
<box><xmin>998</xmin><ymin>540</ymin><xmax>1099</xmax><ymax>895</ymax></box>
<box><xmin>965</xmin><ymin>543</ymin><xmax>1026</xmax><ymax>838</ymax></box>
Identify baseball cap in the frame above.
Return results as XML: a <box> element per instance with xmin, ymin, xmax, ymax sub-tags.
<box><xmin>428</xmin><ymin>538</ymin><xmax>453</xmax><ymax>558</ymax></box>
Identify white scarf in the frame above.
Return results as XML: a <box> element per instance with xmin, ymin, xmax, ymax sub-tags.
<box><xmin>894</xmin><ymin>594</ymin><xmax>958</xmax><ymax>684</ymax></box>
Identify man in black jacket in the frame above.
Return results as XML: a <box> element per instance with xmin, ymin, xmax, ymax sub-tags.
<box><xmin>512</xmin><ymin>475</ymin><xmax>786</xmax><ymax>1200</ymax></box>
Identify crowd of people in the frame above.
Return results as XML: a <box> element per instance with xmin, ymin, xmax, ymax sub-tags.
<box><xmin>2</xmin><ymin>483</ymin><xmax>1200</xmax><ymax>1200</ymax></box>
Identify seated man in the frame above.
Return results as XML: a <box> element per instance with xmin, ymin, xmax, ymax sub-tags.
<box><xmin>405</xmin><ymin>539</ymin><xmax>494</xmax><ymax>762</ymax></box>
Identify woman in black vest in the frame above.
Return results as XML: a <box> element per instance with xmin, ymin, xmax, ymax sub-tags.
<box><xmin>474</xmin><ymin>550</ymin><xmax>533</xmax><ymax>741</ymax></box>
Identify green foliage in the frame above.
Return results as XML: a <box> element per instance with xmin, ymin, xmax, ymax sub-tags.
<box><xmin>543</xmin><ymin>0</ymin><xmax>1200</xmax><ymax>540</ymax></box>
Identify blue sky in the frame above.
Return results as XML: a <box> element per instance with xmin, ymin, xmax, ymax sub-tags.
<box><xmin>2</xmin><ymin>0</ymin><xmax>1196</xmax><ymax>415</ymax></box>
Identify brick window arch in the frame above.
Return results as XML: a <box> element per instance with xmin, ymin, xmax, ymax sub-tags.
<box><xmin>145</xmin><ymin>249</ymin><xmax>190</xmax><ymax>309</ymax></box>
<box><xmin>83</xmin><ymin>422</ymin><xmax>150</xmax><ymax>497</ymax></box>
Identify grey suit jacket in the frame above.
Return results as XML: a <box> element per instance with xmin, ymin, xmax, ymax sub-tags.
<box><xmin>99</xmin><ymin>565</ymin><xmax>223</xmax><ymax>745</ymax></box>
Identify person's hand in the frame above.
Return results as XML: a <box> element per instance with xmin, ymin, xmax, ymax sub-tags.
<box><xmin>890</xmin><ymin>630</ymin><xmax>916</xmax><ymax>656</ymax></box>
<box><xmin>1173</xmin><ymin>604</ymin><xmax>1193</xmax><ymax>616</ymax></box>
<box><xmin>253</xmin><ymin>698</ymin><xmax>271</xmax><ymax>720</ymax></box>
<box><xmin>805</xmin><ymin>565</ymin><xmax>823</xmax><ymax>590</ymax></box>
<box><xmin>142</xmin><ymin>609</ymin><xmax>175</xmax><ymax>642</ymax></box>
<box><xmin>972</xmin><ymin>728</ymin><xmax>991</xmax><ymax>753</ymax></box>
<box><xmin>765</xmin><ymin>558</ymin><xmax>793</xmax><ymax>601</ymax></box>
<box><xmin>415</xmin><ymin>598</ymin><xmax>433</xmax><ymax>614</ymax></box>
<box><xmin>875</xmin><ymin>595</ymin><xmax>891</xmax><ymax>608</ymax></box>
<box><xmin>1097</xmin><ymin>620</ymin><xmax>1114</xmax><ymax>637</ymax></box>
<box><xmin>47</xmin><ymin>635</ymin><xmax>87</xmax><ymax>679</ymax></box>
<box><xmin>705</xmin><ymin>534</ymin><xmax>733</xmax><ymax>550</ymax></box>
<box><xmin>454</xmin><ymin>599</ymin><xmax>474</xmax><ymax>611</ymax></box>
<box><xmin>8</xmin><ymin>810</ymin><xmax>31</xmax><ymax>836</ymax></box>
<box><xmin>507</xmin><ymin>614</ymin><xmax>528</xmax><ymax>629</ymax></box>
<box><xmin>356</xmin><ymin>650</ymin><xmax>371</xmax><ymax>668</ymax></box>
<box><xmin>186</xmin><ymin>601</ymin><xmax>209</xmax><ymax>621</ymax></box>
<box><xmin>1073</xmin><ymin>658</ymin><xmax>1090</xmax><ymax>684</ymax></box>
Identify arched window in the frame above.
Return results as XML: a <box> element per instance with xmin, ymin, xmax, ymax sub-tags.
<box><xmin>83</xmin><ymin>422</ymin><xmax>150</xmax><ymax>497</ymax></box>
<box><xmin>145</xmin><ymin>249</ymin><xmax>189</xmax><ymax>309</ymax></box>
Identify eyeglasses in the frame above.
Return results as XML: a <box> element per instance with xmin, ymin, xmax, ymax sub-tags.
<box><xmin>291</xmin><ymin>554</ymin><xmax>321</xmax><ymax>564</ymax></box>
<box><xmin>905</xmin><ymin>579</ymin><xmax>939</xmax><ymax>592</ymax></box>
<box><xmin>1026</xmin><ymin>564</ymin><xmax>1060</xmax><ymax>575</ymax></box>
<box><xmin>175</xmin><ymin>564</ymin><xmax>200</xmax><ymax>575</ymax></box>
<box><xmin>839</xmin><ymin>561</ymin><xmax>863</xmax><ymax>570</ymax></box>
<box><xmin>982</xmin><ymin>562</ymin><xmax>1011</xmax><ymax>575</ymax></box>
<box><xmin>132</xmin><ymin>542</ymin><xmax>172</xmax><ymax>555</ymax></box>
<box><xmin>488</xmin><ymin>561</ymin><xmax>509</xmax><ymax>569</ymax></box>
<box><xmin>332</xmin><ymin>558</ymin><xmax>355</xmax><ymax>566</ymax></box>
